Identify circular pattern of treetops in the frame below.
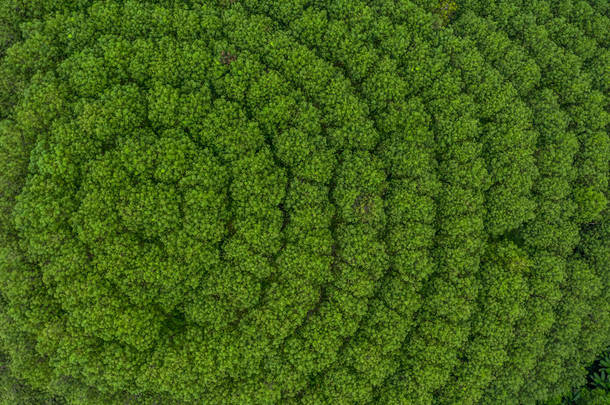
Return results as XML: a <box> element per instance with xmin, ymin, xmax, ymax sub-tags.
<box><xmin>0</xmin><ymin>1</ymin><xmax>608</xmax><ymax>404</ymax></box>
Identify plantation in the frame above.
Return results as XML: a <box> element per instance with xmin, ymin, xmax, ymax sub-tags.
<box><xmin>0</xmin><ymin>0</ymin><xmax>608</xmax><ymax>404</ymax></box>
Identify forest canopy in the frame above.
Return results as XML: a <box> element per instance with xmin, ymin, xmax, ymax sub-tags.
<box><xmin>0</xmin><ymin>0</ymin><xmax>608</xmax><ymax>404</ymax></box>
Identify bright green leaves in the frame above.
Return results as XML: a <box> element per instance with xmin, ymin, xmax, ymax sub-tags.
<box><xmin>442</xmin><ymin>35</ymin><xmax>537</xmax><ymax>236</ymax></box>
<box><xmin>335</xmin><ymin>225</ymin><xmax>387</xmax><ymax>294</ymax></box>
<box><xmin>76</xmin><ymin>84</ymin><xmax>146</xmax><ymax>146</ymax></box>
<box><xmin>333</xmin><ymin>151</ymin><xmax>387</xmax><ymax>227</ymax></box>
<box><xmin>378</xmin><ymin>98</ymin><xmax>436</xmax><ymax>179</ymax></box>
<box><xmin>202</xmin><ymin>265</ymin><xmax>262</xmax><ymax>312</ymax></box>
<box><xmin>12</xmin><ymin>73</ymin><xmax>69</xmax><ymax>146</ymax></box>
<box><xmin>119</xmin><ymin>183</ymin><xmax>181</xmax><ymax>238</ymax></box>
<box><xmin>152</xmin><ymin>129</ymin><xmax>199</xmax><ymax>183</ymax></box>
<box><xmin>573</xmin><ymin>128</ymin><xmax>610</xmax><ymax>223</ymax></box>
<box><xmin>283</xmin><ymin>182</ymin><xmax>334</xmax><ymax>243</ymax></box>
<box><xmin>13</xmin><ymin>173</ymin><xmax>77</xmax><ymax>263</ymax></box>
<box><xmin>58</xmin><ymin>50</ymin><xmax>108</xmax><ymax>97</ymax></box>
<box><xmin>199</xmin><ymin>98</ymin><xmax>265</xmax><ymax>161</ymax></box>
<box><xmin>97</xmin><ymin>35</ymin><xmax>134</xmax><ymax>83</ymax></box>
<box><xmin>71</xmin><ymin>144</ymin><xmax>137</xmax><ymax>244</ymax></box>
<box><xmin>181</xmin><ymin>188</ymin><xmax>229</xmax><ymax>244</ymax></box>
<box><xmin>147</xmin><ymin>83</ymin><xmax>180</xmax><ymax>130</ymax></box>
<box><xmin>574</xmin><ymin>186</ymin><xmax>607</xmax><ymax>223</ymax></box>
<box><xmin>440</xmin><ymin>241</ymin><xmax>529</xmax><ymax>404</ymax></box>
<box><xmin>276</xmin><ymin>245</ymin><xmax>332</xmax><ymax>286</ymax></box>
<box><xmin>0</xmin><ymin>120</ymin><xmax>29</xmax><ymax>239</ymax></box>
<box><xmin>231</xmin><ymin>147</ymin><xmax>286</xmax><ymax>209</ymax></box>
<box><xmin>386</xmin><ymin>181</ymin><xmax>435</xmax><ymax>228</ymax></box>
<box><xmin>229</xmin><ymin>146</ymin><xmax>286</xmax><ymax>255</ymax></box>
<box><xmin>274</xmin><ymin>128</ymin><xmax>315</xmax><ymax>166</ymax></box>
<box><xmin>276</xmin><ymin>124</ymin><xmax>336</xmax><ymax>184</ymax></box>
<box><xmin>361</xmin><ymin>57</ymin><xmax>407</xmax><ymax>113</ymax></box>
<box><xmin>245</xmin><ymin>69</ymin><xmax>294</xmax><ymax>132</ymax></box>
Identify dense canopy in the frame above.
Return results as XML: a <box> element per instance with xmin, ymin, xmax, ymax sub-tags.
<box><xmin>0</xmin><ymin>1</ymin><xmax>608</xmax><ymax>404</ymax></box>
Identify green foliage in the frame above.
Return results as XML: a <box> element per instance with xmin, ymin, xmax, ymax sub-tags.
<box><xmin>0</xmin><ymin>0</ymin><xmax>608</xmax><ymax>404</ymax></box>
<box><xmin>541</xmin><ymin>348</ymin><xmax>610</xmax><ymax>405</ymax></box>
